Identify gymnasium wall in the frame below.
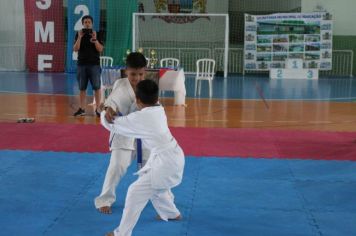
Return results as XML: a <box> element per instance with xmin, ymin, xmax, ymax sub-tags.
<box><xmin>0</xmin><ymin>0</ymin><xmax>25</xmax><ymax>71</ymax></box>
<box><xmin>134</xmin><ymin>0</ymin><xmax>229</xmax><ymax>44</ymax></box>
<box><xmin>302</xmin><ymin>0</ymin><xmax>356</xmax><ymax>36</ymax></box>
<box><xmin>302</xmin><ymin>0</ymin><xmax>356</xmax><ymax>75</ymax></box>
<box><xmin>228</xmin><ymin>0</ymin><xmax>301</xmax><ymax>45</ymax></box>
<box><xmin>0</xmin><ymin>0</ymin><xmax>355</xmax><ymax>75</ymax></box>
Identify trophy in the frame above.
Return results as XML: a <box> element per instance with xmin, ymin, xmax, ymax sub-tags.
<box><xmin>149</xmin><ymin>49</ymin><xmax>158</xmax><ymax>69</ymax></box>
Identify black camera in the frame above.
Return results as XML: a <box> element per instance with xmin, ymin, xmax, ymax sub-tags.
<box><xmin>82</xmin><ymin>28</ymin><xmax>92</xmax><ymax>35</ymax></box>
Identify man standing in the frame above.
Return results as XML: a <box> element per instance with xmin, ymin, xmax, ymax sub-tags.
<box><xmin>73</xmin><ymin>15</ymin><xmax>104</xmax><ymax>117</ymax></box>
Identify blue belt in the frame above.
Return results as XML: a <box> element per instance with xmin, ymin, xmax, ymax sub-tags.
<box><xmin>108</xmin><ymin>112</ymin><xmax>142</xmax><ymax>169</ymax></box>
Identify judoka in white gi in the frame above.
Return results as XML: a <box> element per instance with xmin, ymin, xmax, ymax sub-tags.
<box><xmin>102</xmin><ymin>79</ymin><xmax>185</xmax><ymax>236</ymax></box>
<box><xmin>95</xmin><ymin>52</ymin><xmax>149</xmax><ymax>214</ymax></box>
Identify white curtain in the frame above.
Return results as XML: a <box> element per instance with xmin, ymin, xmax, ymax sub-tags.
<box><xmin>0</xmin><ymin>0</ymin><xmax>25</xmax><ymax>71</ymax></box>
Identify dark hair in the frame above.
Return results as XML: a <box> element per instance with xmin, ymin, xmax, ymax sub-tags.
<box><xmin>136</xmin><ymin>80</ymin><xmax>159</xmax><ymax>105</ymax></box>
<box><xmin>126</xmin><ymin>52</ymin><xmax>147</xmax><ymax>69</ymax></box>
<box><xmin>82</xmin><ymin>15</ymin><xmax>93</xmax><ymax>24</ymax></box>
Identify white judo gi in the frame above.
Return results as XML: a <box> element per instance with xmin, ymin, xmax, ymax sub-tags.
<box><xmin>101</xmin><ymin>105</ymin><xmax>185</xmax><ymax>236</ymax></box>
<box><xmin>95</xmin><ymin>78</ymin><xmax>148</xmax><ymax>209</ymax></box>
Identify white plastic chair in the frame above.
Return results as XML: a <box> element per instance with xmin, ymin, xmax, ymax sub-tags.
<box><xmin>195</xmin><ymin>59</ymin><xmax>215</xmax><ymax>97</ymax></box>
<box><xmin>91</xmin><ymin>56</ymin><xmax>114</xmax><ymax>106</ymax></box>
<box><xmin>160</xmin><ymin>58</ymin><xmax>180</xmax><ymax>68</ymax></box>
<box><xmin>100</xmin><ymin>56</ymin><xmax>113</xmax><ymax>67</ymax></box>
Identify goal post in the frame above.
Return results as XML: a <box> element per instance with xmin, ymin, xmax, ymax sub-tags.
<box><xmin>132</xmin><ymin>13</ymin><xmax>229</xmax><ymax>78</ymax></box>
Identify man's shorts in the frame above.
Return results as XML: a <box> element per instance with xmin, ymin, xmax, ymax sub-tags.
<box><xmin>77</xmin><ymin>65</ymin><xmax>101</xmax><ymax>91</ymax></box>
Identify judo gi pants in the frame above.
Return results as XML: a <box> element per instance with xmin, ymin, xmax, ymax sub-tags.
<box><xmin>112</xmin><ymin>171</ymin><xmax>180</xmax><ymax>236</ymax></box>
<box><xmin>95</xmin><ymin>149</ymin><xmax>134</xmax><ymax>208</ymax></box>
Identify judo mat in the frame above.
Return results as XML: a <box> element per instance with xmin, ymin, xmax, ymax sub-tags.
<box><xmin>1</xmin><ymin>150</ymin><xmax>356</xmax><ymax>236</ymax></box>
<box><xmin>1</xmin><ymin>122</ymin><xmax>356</xmax><ymax>235</ymax></box>
<box><xmin>1</xmin><ymin>122</ymin><xmax>356</xmax><ymax>160</ymax></box>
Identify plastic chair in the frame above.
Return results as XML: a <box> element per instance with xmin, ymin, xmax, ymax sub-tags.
<box><xmin>100</xmin><ymin>56</ymin><xmax>113</xmax><ymax>67</ymax></box>
<box><xmin>195</xmin><ymin>59</ymin><xmax>215</xmax><ymax>97</ymax></box>
<box><xmin>91</xmin><ymin>56</ymin><xmax>114</xmax><ymax>106</ymax></box>
<box><xmin>160</xmin><ymin>58</ymin><xmax>180</xmax><ymax>69</ymax></box>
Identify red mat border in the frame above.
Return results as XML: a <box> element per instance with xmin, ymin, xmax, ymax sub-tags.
<box><xmin>1</xmin><ymin>122</ymin><xmax>356</xmax><ymax>161</ymax></box>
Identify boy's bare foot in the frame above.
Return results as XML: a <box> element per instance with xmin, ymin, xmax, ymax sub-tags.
<box><xmin>98</xmin><ymin>206</ymin><xmax>112</xmax><ymax>214</ymax></box>
<box><xmin>156</xmin><ymin>214</ymin><xmax>182</xmax><ymax>221</ymax></box>
<box><xmin>105</xmin><ymin>232</ymin><xmax>114</xmax><ymax>236</ymax></box>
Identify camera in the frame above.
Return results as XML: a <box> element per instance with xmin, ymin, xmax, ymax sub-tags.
<box><xmin>82</xmin><ymin>28</ymin><xmax>92</xmax><ymax>35</ymax></box>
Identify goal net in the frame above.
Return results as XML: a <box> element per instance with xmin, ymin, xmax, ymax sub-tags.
<box><xmin>133</xmin><ymin>13</ymin><xmax>229</xmax><ymax>77</ymax></box>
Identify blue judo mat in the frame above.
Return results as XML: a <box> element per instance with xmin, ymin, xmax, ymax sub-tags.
<box><xmin>0</xmin><ymin>150</ymin><xmax>356</xmax><ymax>236</ymax></box>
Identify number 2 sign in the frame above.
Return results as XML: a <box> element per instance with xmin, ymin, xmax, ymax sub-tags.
<box><xmin>66</xmin><ymin>0</ymin><xmax>100</xmax><ymax>72</ymax></box>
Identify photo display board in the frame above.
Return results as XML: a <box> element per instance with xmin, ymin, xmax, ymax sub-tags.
<box><xmin>244</xmin><ymin>12</ymin><xmax>333</xmax><ymax>71</ymax></box>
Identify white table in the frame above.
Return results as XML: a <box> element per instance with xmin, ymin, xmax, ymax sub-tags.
<box><xmin>158</xmin><ymin>68</ymin><xmax>186</xmax><ymax>105</ymax></box>
<box><xmin>101</xmin><ymin>67</ymin><xmax>186</xmax><ymax>105</ymax></box>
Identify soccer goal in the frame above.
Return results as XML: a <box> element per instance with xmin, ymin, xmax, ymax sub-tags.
<box><xmin>132</xmin><ymin>13</ymin><xmax>229</xmax><ymax>78</ymax></box>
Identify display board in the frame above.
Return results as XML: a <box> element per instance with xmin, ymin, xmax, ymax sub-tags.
<box><xmin>244</xmin><ymin>12</ymin><xmax>333</xmax><ymax>72</ymax></box>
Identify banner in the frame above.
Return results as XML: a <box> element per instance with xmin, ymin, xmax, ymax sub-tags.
<box><xmin>66</xmin><ymin>0</ymin><xmax>101</xmax><ymax>72</ymax></box>
<box><xmin>244</xmin><ymin>12</ymin><xmax>333</xmax><ymax>71</ymax></box>
<box><xmin>24</xmin><ymin>0</ymin><xmax>65</xmax><ymax>72</ymax></box>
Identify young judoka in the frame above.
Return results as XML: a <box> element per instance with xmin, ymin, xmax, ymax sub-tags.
<box><xmin>101</xmin><ymin>79</ymin><xmax>185</xmax><ymax>236</ymax></box>
<box><xmin>95</xmin><ymin>52</ymin><xmax>149</xmax><ymax>214</ymax></box>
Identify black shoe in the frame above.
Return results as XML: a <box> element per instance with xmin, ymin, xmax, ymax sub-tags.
<box><xmin>73</xmin><ymin>108</ymin><xmax>85</xmax><ymax>116</ymax></box>
<box><xmin>95</xmin><ymin>109</ymin><xmax>100</xmax><ymax>117</ymax></box>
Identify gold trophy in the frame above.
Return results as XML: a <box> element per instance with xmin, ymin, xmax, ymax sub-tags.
<box><xmin>149</xmin><ymin>49</ymin><xmax>158</xmax><ymax>69</ymax></box>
